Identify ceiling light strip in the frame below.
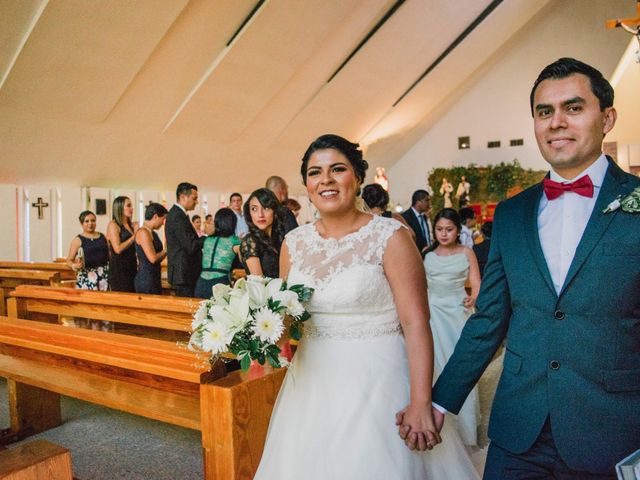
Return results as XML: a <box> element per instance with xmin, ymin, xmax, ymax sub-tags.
<box><xmin>392</xmin><ymin>0</ymin><xmax>503</xmax><ymax>107</ymax></box>
<box><xmin>0</xmin><ymin>0</ymin><xmax>49</xmax><ymax>90</ymax></box>
<box><xmin>161</xmin><ymin>0</ymin><xmax>269</xmax><ymax>133</ymax></box>
<box><xmin>327</xmin><ymin>0</ymin><xmax>406</xmax><ymax>83</ymax></box>
<box><xmin>227</xmin><ymin>0</ymin><xmax>266</xmax><ymax>47</ymax></box>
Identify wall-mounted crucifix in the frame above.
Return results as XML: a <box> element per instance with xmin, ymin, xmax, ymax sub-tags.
<box><xmin>32</xmin><ymin>197</ymin><xmax>49</xmax><ymax>220</ymax></box>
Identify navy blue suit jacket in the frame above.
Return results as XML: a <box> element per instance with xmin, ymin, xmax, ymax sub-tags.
<box><xmin>432</xmin><ymin>159</ymin><xmax>640</xmax><ymax>473</ymax></box>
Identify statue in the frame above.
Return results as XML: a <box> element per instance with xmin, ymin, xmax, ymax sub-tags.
<box><xmin>373</xmin><ymin>167</ymin><xmax>389</xmax><ymax>191</ymax></box>
<box><xmin>440</xmin><ymin>178</ymin><xmax>453</xmax><ymax>208</ymax></box>
<box><xmin>455</xmin><ymin>175</ymin><xmax>471</xmax><ymax>207</ymax></box>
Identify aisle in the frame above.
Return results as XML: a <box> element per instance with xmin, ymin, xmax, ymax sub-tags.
<box><xmin>0</xmin><ymin>351</ymin><xmax>503</xmax><ymax>479</ymax></box>
<box><xmin>0</xmin><ymin>378</ymin><xmax>203</xmax><ymax>480</ymax></box>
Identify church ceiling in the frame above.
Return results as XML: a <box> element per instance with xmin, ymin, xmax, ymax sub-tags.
<box><xmin>1</xmin><ymin>0</ymin><xmax>560</xmax><ymax>193</ymax></box>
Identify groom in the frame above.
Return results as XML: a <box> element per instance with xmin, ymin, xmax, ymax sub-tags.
<box><xmin>400</xmin><ymin>58</ymin><xmax>640</xmax><ymax>478</ymax></box>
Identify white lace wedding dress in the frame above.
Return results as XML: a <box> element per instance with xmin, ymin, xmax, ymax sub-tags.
<box><xmin>254</xmin><ymin>215</ymin><xmax>479</xmax><ymax>480</ymax></box>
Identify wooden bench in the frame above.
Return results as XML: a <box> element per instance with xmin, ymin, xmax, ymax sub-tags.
<box><xmin>0</xmin><ymin>440</ymin><xmax>73</xmax><ymax>480</ymax></box>
<box><xmin>0</xmin><ymin>270</ymin><xmax>76</xmax><ymax>317</ymax></box>
<box><xmin>0</xmin><ymin>315</ymin><xmax>285</xmax><ymax>479</ymax></box>
<box><xmin>8</xmin><ymin>285</ymin><xmax>196</xmax><ymax>341</ymax></box>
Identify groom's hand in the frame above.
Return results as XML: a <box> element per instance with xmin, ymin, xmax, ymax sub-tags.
<box><xmin>432</xmin><ymin>406</ymin><xmax>445</xmax><ymax>432</ymax></box>
<box><xmin>395</xmin><ymin>405</ymin><xmax>442</xmax><ymax>451</ymax></box>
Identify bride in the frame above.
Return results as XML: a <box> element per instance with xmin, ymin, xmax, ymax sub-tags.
<box><xmin>254</xmin><ymin>134</ymin><xmax>479</xmax><ymax>479</ymax></box>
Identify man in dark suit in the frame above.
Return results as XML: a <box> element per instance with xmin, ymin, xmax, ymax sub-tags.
<box><xmin>399</xmin><ymin>58</ymin><xmax>640</xmax><ymax>479</ymax></box>
<box><xmin>401</xmin><ymin>189</ymin><xmax>432</xmax><ymax>256</ymax></box>
<box><xmin>165</xmin><ymin>182</ymin><xmax>206</xmax><ymax>297</ymax></box>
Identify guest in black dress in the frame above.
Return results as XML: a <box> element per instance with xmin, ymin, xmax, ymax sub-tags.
<box><xmin>107</xmin><ymin>196</ymin><xmax>138</xmax><ymax>292</ymax></box>
<box><xmin>134</xmin><ymin>203</ymin><xmax>168</xmax><ymax>295</ymax></box>
<box><xmin>240</xmin><ymin>188</ymin><xmax>286</xmax><ymax>278</ymax></box>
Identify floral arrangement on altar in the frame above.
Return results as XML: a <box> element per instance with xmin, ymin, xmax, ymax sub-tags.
<box><xmin>189</xmin><ymin>275</ymin><xmax>314</xmax><ymax>371</ymax></box>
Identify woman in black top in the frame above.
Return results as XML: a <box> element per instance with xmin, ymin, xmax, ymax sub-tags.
<box><xmin>134</xmin><ymin>203</ymin><xmax>168</xmax><ymax>295</ymax></box>
<box><xmin>66</xmin><ymin>210</ymin><xmax>110</xmax><ymax>291</ymax></box>
<box><xmin>107</xmin><ymin>196</ymin><xmax>138</xmax><ymax>292</ymax></box>
<box><xmin>240</xmin><ymin>188</ymin><xmax>287</xmax><ymax>278</ymax></box>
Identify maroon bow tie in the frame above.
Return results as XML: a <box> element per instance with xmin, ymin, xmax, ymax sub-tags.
<box><xmin>543</xmin><ymin>175</ymin><xmax>594</xmax><ymax>200</ymax></box>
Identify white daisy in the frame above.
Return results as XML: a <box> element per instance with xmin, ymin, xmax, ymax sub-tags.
<box><xmin>253</xmin><ymin>307</ymin><xmax>285</xmax><ymax>343</ymax></box>
<box><xmin>202</xmin><ymin>323</ymin><xmax>232</xmax><ymax>354</ymax></box>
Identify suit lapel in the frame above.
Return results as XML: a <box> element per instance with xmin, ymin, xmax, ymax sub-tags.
<box><xmin>406</xmin><ymin>210</ymin><xmax>426</xmax><ymax>245</ymax></box>
<box><xmin>559</xmin><ymin>160</ymin><xmax>629</xmax><ymax>297</ymax></box>
<box><xmin>523</xmin><ymin>183</ymin><xmax>557</xmax><ymax>298</ymax></box>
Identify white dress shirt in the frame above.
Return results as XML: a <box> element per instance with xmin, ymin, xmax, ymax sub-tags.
<box><xmin>538</xmin><ymin>154</ymin><xmax>608</xmax><ymax>295</ymax></box>
<box><xmin>411</xmin><ymin>207</ymin><xmax>432</xmax><ymax>246</ymax></box>
<box><xmin>459</xmin><ymin>225</ymin><xmax>474</xmax><ymax>249</ymax></box>
<box><xmin>234</xmin><ymin>211</ymin><xmax>249</xmax><ymax>238</ymax></box>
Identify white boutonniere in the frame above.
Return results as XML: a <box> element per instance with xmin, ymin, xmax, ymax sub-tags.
<box><xmin>602</xmin><ymin>186</ymin><xmax>640</xmax><ymax>214</ymax></box>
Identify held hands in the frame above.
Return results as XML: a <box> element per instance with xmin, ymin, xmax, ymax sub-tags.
<box><xmin>395</xmin><ymin>403</ymin><xmax>443</xmax><ymax>451</ymax></box>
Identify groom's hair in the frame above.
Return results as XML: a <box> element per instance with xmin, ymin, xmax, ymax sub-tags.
<box><xmin>529</xmin><ymin>57</ymin><xmax>614</xmax><ymax>115</ymax></box>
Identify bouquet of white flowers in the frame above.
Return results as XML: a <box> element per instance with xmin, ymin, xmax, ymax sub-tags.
<box><xmin>189</xmin><ymin>275</ymin><xmax>313</xmax><ymax>371</ymax></box>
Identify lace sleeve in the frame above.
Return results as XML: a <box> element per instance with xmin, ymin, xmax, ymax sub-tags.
<box><xmin>372</xmin><ymin>217</ymin><xmax>404</xmax><ymax>264</ymax></box>
<box><xmin>284</xmin><ymin>227</ymin><xmax>303</xmax><ymax>266</ymax></box>
<box><xmin>240</xmin><ymin>235</ymin><xmax>259</xmax><ymax>260</ymax></box>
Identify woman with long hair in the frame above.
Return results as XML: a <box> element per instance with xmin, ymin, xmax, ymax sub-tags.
<box><xmin>107</xmin><ymin>196</ymin><xmax>138</xmax><ymax>292</ymax></box>
<box><xmin>423</xmin><ymin>207</ymin><xmax>481</xmax><ymax>446</ymax></box>
<box><xmin>239</xmin><ymin>188</ymin><xmax>286</xmax><ymax>278</ymax></box>
<box><xmin>254</xmin><ymin>135</ymin><xmax>478</xmax><ymax>479</ymax></box>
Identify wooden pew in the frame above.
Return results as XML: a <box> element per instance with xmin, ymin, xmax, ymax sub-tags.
<box><xmin>0</xmin><ymin>316</ymin><xmax>285</xmax><ymax>479</ymax></box>
<box><xmin>0</xmin><ymin>270</ymin><xmax>74</xmax><ymax>317</ymax></box>
<box><xmin>0</xmin><ymin>261</ymin><xmax>75</xmax><ymax>273</ymax></box>
<box><xmin>9</xmin><ymin>285</ymin><xmax>194</xmax><ymax>341</ymax></box>
<box><xmin>0</xmin><ymin>440</ymin><xmax>73</xmax><ymax>480</ymax></box>
<box><xmin>0</xmin><ymin>262</ymin><xmax>77</xmax><ymax>316</ymax></box>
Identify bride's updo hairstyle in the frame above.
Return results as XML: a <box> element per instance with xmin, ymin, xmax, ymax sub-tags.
<box><xmin>300</xmin><ymin>134</ymin><xmax>368</xmax><ymax>186</ymax></box>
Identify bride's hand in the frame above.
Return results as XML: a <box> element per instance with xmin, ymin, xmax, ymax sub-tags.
<box><xmin>396</xmin><ymin>403</ymin><xmax>442</xmax><ymax>451</ymax></box>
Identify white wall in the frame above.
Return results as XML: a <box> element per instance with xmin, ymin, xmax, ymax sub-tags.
<box><xmin>388</xmin><ymin>0</ymin><xmax>633</xmax><ymax>207</ymax></box>
<box><xmin>59</xmin><ymin>185</ymin><xmax>84</xmax><ymax>259</ymax></box>
<box><xmin>0</xmin><ymin>185</ymin><xmax>17</xmax><ymax>260</ymax></box>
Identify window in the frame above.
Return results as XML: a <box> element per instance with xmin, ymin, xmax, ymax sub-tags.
<box><xmin>487</xmin><ymin>141</ymin><xmax>501</xmax><ymax>148</ymax></box>
<box><xmin>458</xmin><ymin>136</ymin><xmax>470</xmax><ymax>149</ymax></box>
<box><xmin>510</xmin><ymin>139</ymin><xmax>524</xmax><ymax>146</ymax></box>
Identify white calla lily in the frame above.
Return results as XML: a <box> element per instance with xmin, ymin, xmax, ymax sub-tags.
<box><xmin>211</xmin><ymin>283</ymin><xmax>232</xmax><ymax>304</ymax></box>
<box><xmin>210</xmin><ymin>292</ymin><xmax>250</xmax><ymax>333</ymax></box>
<box><xmin>266</xmin><ymin>278</ymin><xmax>284</xmax><ymax>297</ymax></box>
<box><xmin>246</xmin><ymin>280</ymin><xmax>268</xmax><ymax>307</ymax></box>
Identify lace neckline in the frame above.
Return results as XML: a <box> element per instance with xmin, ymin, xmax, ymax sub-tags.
<box><xmin>311</xmin><ymin>214</ymin><xmax>377</xmax><ymax>243</ymax></box>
